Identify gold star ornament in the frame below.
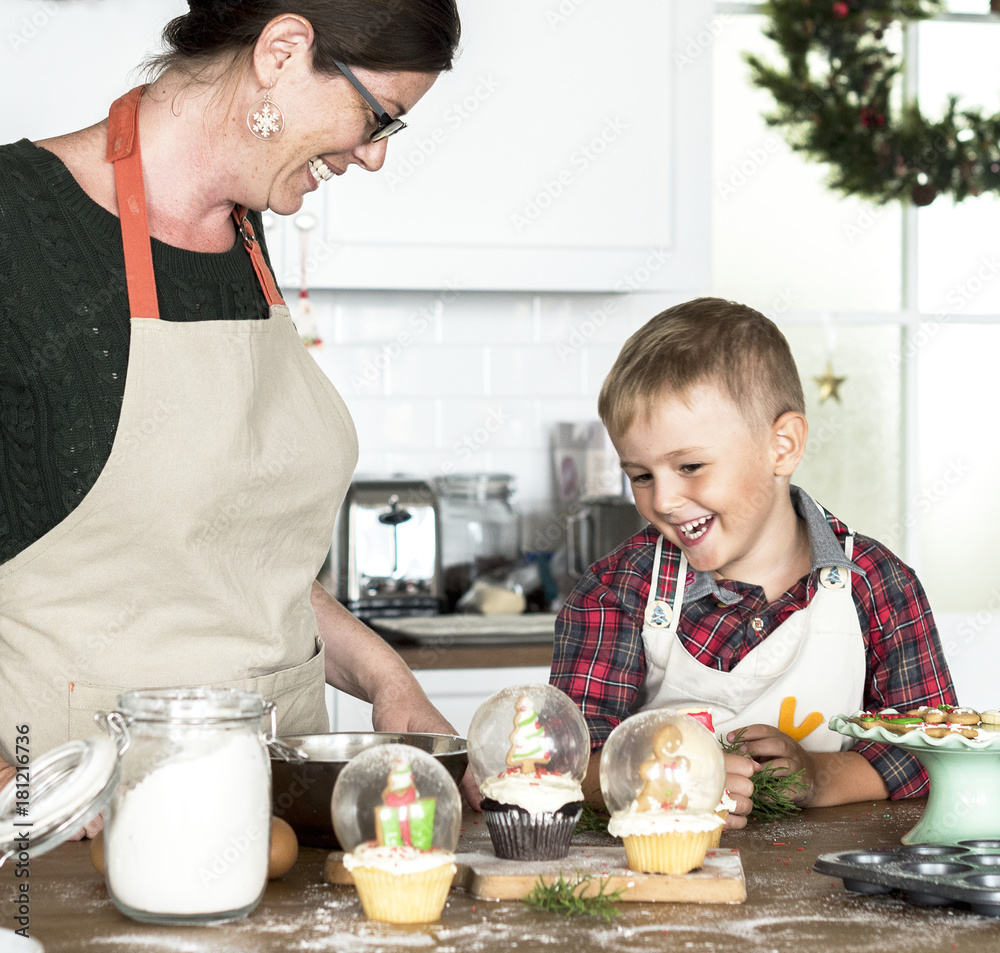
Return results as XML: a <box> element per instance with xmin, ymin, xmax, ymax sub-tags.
<box><xmin>814</xmin><ymin>362</ymin><xmax>847</xmax><ymax>403</ymax></box>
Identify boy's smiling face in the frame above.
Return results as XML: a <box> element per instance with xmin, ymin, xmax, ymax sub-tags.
<box><xmin>613</xmin><ymin>381</ymin><xmax>802</xmax><ymax>584</ymax></box>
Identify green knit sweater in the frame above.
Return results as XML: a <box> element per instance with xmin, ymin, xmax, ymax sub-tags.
<box><xmin>0</xmin><ymin>139</ymin><xmax>277</xmax><ymax>564</ymax></box>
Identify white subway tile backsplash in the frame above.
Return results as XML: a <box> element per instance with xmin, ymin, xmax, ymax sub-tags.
<box><xmin>304</xmin><ymin>288</ymin><xmax>644</xmax><ymax>516</ymax></box>
<box><xmin>387</xmin><ymin>345</ymin><xmax>488</xmax><ymax>397</ymax></box>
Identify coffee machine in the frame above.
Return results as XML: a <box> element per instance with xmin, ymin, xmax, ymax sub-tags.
<box><xmin>333</xmin><ymin>477</ymin><xmax>443</xmax><ymax>621</ymax></box>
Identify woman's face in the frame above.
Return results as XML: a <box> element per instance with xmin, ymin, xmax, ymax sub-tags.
<box><xmin>256</xmin><ymin>64</ymin><xmax>438</xmax><ymax>215</ymax></box>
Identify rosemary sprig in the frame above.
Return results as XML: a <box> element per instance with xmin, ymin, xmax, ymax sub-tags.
<box><xmin>524</xmin><ymin>872</ymin><xmax>623</xmax><ymax>921</ymax></box>
<box><xmin>720</xmin><ymin>728</ymin><xmax>810</xmax><ymax>821</ymax></box>
<box><xmin>574</xmin><ymin>803</ymin><xmax>611</xmax><ymax>835</ymax></box>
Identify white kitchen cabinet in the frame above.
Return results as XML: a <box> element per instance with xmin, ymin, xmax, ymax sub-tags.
<box><xmin>5</xmin><ymin>0</ymin><xmax>712</xmax><ymax>294</ymax></box>
<box><xmin>326</xmin><ymin>665</ymin><xmax>550</xmax><ymax>736</ymax></box>
<box><xmin>268</xmin><ymin>0</ymin><xmax>713</xmax><ymax>292</ymax></box>
<box><xmin>3</xmin><ymin>0</ymin><xmax>187</xmax><ymax>141</ymax></box>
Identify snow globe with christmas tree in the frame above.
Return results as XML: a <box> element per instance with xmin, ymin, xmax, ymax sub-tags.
<box><xmin>600</xmin><ymin>709</ymin><xmax>725</xmax><ymax>874</ymax></box>
<box><xmin>467</xmin><ymin>683</ymin><xmax>590</xmax><ymax>859</ymax></box>
<box><xmin>332</xmin><ymin>743</ymin><xmax>461</xmax><ymax>923</ymax></box>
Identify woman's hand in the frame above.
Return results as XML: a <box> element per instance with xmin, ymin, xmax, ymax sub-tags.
<box><xmin>370</xmin><ymin>687</ymin><xmax>482</xmax><ymax>811</ymax></box>
<box><xmin>66</xmin><ymin>812</ymin><xmax>105</xmax><ymax>841</ymax></box>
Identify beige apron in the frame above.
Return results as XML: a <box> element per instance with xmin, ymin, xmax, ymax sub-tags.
<box><xmin>0</xmin><ymin>87</ymin><xmax>358</xmax><ymax>763</ymax></box>
<box><xmin>635</xmin><ymin>527</ymin><xmax>865</xmax><ymax>753</ymax></box>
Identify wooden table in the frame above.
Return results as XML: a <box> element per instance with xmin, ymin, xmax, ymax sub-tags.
<box><xmin>4</xmin><ymin>800</ymin><xmax>998</xmax><ymax>952</ymax></box>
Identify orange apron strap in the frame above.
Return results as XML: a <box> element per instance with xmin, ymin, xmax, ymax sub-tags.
<box><xmin>232</xmin><ymin>208</ymin><xmax>286</xmax><ymax>307</ymax></box>
<box><xmin>106</xmin><ymin>86</ymin><xmax>286</xmax><ymax>316</ymax></box>
<box><xmin>107</xmin><ymin>86</ymin><xmax>159</xmax><ymax>319</ymax></box>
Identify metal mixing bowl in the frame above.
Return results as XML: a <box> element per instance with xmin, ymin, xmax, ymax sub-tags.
<box><xmin>270</xmin><ymin>732</ymin><xmax>468</xmax><ymax>849</ymax></box>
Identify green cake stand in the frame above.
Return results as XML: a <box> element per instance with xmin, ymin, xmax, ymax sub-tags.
<box><xmin>829</xmin><ymin>713</ymin><xmax>1000</xmax><ymax>846</ymax></box>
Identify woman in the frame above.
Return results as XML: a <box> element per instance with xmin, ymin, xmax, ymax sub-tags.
<box><xmin>0</xmin><ymin>0</ymin><xmax>472</xmax><ymax>807</ymax></box>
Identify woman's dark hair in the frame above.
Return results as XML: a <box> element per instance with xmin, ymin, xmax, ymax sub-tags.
<box><xmin>150</xmin><ymin>0</ymin><xmax>461</xmax><ymax>77</ymax></box>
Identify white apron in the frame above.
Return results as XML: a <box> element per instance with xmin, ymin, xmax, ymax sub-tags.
<box><xmin>635</xmin><ymin>528</ymin><xmax>865</xmax><ymax>752</ymax></box>
<box><xmin>0</xmin><ymin>87</ymin><xmax>358</xmax><ymax>763</ymax></box>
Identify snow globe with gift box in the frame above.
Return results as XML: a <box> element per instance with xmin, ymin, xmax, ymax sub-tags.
<box><xmin>331</xmin><ymin>743</ymin><xmax>460</xmax><ymax>923</ymax></box>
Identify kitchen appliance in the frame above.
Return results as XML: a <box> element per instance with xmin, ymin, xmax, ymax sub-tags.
<box><xmin>566</xmin><ymin>495</ymin><xmax>649</xmax><ymax>576</ymax></box>
<box><xmin>435</xmin><ymin>473</ymin><xmax>521</xmax><ymax>612</ymax></box>
<box><xmin>552</xmin><ymin>421</ymin><xmax>626</xmax><ymax>505</ymax></box>
<box><xmin>334</xmin><ymin>477</ymin><xmax>442</xmax><ymax>621</ymax></box>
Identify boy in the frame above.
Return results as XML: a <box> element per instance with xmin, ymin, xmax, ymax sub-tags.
<box><xmin>550</xmin><ymin>297</ymin><xmax>956</xmax><ymax>827</ymax></box>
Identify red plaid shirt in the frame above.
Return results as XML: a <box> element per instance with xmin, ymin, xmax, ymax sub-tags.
<box><xmin>550</xmin><ymin>490</ymin><xmax>955</xmax><ymax>798</ymax></box>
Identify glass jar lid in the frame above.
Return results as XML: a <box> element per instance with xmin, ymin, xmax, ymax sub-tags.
<box><xmin>0</xmin><ymin>734</ymin><xmax>120</xmax><ymax>865</ymax></box>
<box><xmin>115</xmin><ymin>688</ymin><xmax>267</xmax><ymax>725</ymax></box>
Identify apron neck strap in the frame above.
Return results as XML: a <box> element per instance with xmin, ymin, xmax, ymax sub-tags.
<box><xmin>106</xmin><ymin>86</ymin><xmax>286</xmax><ymax>319</ymax></box>
<box><xmin>107</xmin><ymin>86</ymin><xmax>158</xmax><ymax>319</ymax></box>
<box><xmin>231</xmin><ymin>207</ymin><xmax>285</xmax><ymax>307</ymax></box>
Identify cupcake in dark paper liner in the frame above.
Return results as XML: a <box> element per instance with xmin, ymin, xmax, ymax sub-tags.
<box><xmin>468</xmin><ymin>684</ymin><xmax>590</xmax><ymax>860</ymax></box>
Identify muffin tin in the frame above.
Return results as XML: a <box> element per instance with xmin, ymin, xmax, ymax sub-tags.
<box><xmin>815</xmin><ymin>841</ymin><xmax>1000</xmax><ymax>916</ymax></box>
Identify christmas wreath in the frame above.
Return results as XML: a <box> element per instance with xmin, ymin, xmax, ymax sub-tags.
<box><xmin>745</xmin><ymin>0</ymin><xmax>1000</xmax><ymax>206</ymax></box>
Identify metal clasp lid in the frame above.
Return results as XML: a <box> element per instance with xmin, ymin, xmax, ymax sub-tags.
<box><xmin>261</xmin><ymin>701</ymin><xmax>308</xmax><ymax>764</ymax></box>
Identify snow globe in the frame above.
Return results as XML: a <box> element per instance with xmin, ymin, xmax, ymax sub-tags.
<box><xmin>467</xmin><ymin>683</ymin><xmax>590</xmax><ymax>859</ymax></box>
<box><xmin>601</xmin><ymin>708</ymin><xmax>725</xmax><ymax>874</ymax></box>
<box><xmin>331</xmin><ymin>743</ymin><xmax>460</xmax><ymax>923</ymax></box>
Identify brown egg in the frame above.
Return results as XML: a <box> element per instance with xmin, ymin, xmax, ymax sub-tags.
<box><xmin>268</xmin><ymin>816</ymin><xmax>298</xmax><ymax>879</ymax></box>
<box><xmin>89</xmin><ymin>830</ymin><xmax>105</xmax><ymax>876</ymax></box>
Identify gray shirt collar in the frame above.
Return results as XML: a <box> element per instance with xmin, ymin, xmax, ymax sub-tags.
<box><xmin>683</xmin><ymin>485</ymin><xmax>863</xmax><ymax>604</ymax></box>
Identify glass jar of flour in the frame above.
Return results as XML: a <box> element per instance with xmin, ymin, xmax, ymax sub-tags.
<box><xmin>98</xmin><ymin>688</ymin><xmax>274</xmax><ymax>924</ymax></box>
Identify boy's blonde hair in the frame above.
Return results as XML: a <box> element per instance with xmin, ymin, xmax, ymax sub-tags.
<box><xmin>598</xmin><ymin>297</ymin><xmax>805</xmax><ymax>437</ymax></box>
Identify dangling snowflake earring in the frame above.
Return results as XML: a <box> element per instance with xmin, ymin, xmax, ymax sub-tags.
<box><xmin>247</xmin><ymin>86</ymin><xmax>284</xmax><ymax>140</ymax></box>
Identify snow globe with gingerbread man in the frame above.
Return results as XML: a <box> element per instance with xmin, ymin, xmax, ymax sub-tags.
<box><xmin>331</xmin><ymin>743</ymin><xmax>461</xmax><ymax>923</ymax></box>
<box><xmin>601</xmin><ymin>708</ymin><xmax>725</xmax><ymax>874</ymax></box>
<box><xmin>467</xmin><ymin>683</ymin><xmax>590</xmax><ymax>860</ymax></box>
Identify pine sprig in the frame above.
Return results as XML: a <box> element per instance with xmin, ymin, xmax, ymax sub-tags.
<box><xmin>574</xmin><ymin>803</ymin><xmax>612</xmax><ymax>835</ymax></box>
<box><xmin>524</xmin><ymin>872</ymin><xmax>623</xmax><ymax>921</ymax></box>
<box><xmin>720</xmin><ymin>728</ymin><xmax>809</xmax><ymax>821</ymax></box>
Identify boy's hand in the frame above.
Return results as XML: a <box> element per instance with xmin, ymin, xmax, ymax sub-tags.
<box><xmin>722</xmin><ymin>750</ymin><xmax>757</xmax><ymax>829</ymax></box>
<box><xmin>724</xmin><ymin>723</ymin><xmax>814</xmax><ymax>805</ymax></box>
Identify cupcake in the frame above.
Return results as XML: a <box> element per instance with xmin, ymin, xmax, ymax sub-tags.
<box><xmin>468</xmin><ymin>684</ymin><xmax>590</xmax><ymax>860</ymax></box>
<box><xmin>332</xmin><ymin>744</ymin><xmax>460</xmax><ymax>923</ymax></box>
<box><xmin>601</xmin><ymin>710</ymin><xmax>725</xmax><ymax>874</ymax></box>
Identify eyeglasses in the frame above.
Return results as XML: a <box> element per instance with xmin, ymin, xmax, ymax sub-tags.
<box><xmin>332</xmin><ymin>58</ymin><xmax>407</xmax><ymax>142</ymax></box>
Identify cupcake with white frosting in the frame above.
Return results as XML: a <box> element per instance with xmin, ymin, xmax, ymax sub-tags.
<box><xmin>468</xmin><ymin>684</ymin><xmax>590</xmax><ymax>860</ymax></box>
<box><xmin>602</xmin><ymin>710</ymin><xmax>725</xmax><ymax>874</ymax></box>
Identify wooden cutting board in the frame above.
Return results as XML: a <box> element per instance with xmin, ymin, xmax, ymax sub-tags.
<box><xmin>324</xmin><ymin>846</ymin><xmax>746</xmax><ymax>903</ymax></box>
